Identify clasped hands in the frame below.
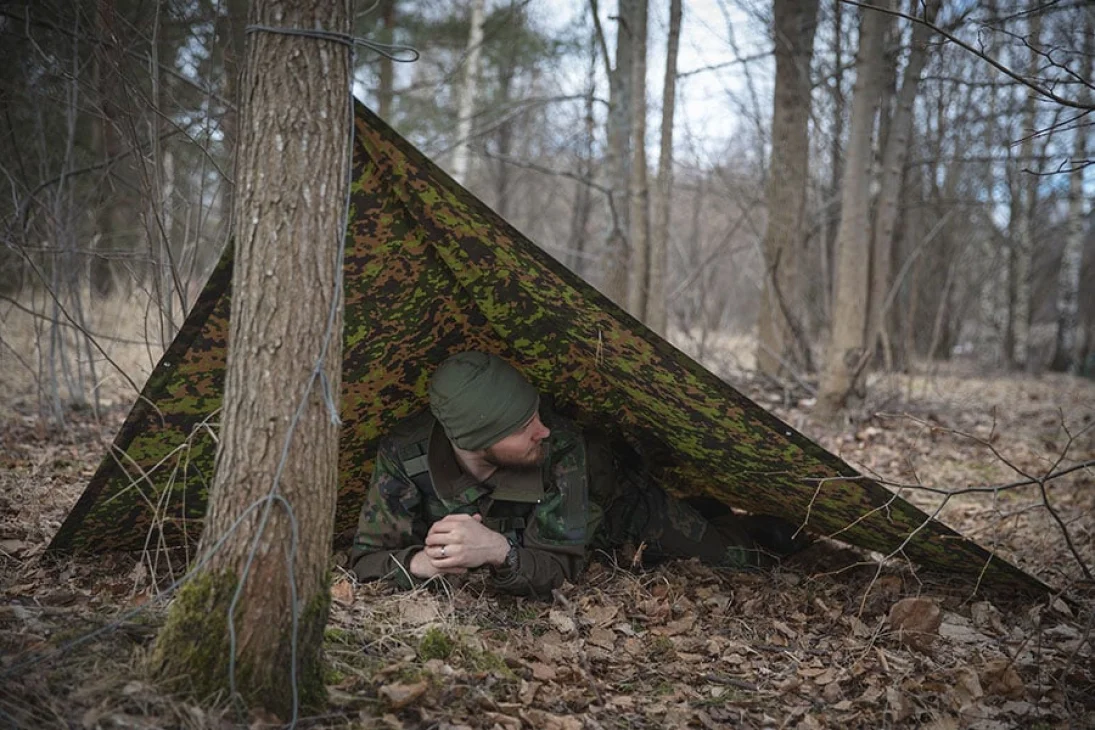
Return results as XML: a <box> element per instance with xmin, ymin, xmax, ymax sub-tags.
<box><xmin>409</xmin><ymin>513</ymin><xmax>510</xmax><ymax>579</ymax></box>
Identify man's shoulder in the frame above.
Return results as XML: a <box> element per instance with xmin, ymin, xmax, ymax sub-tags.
<box><xmin>542</xmin><ymin>409</ymin><xmax>589</xmax><ymax>459</ymax></box>
<box><xmin>382</xmin><ymin>408</ymin><xmax>436</xmax><ymax>448</ymax></box>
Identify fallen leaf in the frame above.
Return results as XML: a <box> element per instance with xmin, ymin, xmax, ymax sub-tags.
<box><xmin>379</xmin><ymin>680</ymin><xmax>428</xmax><ymax>709</ymax></box>
<box><xmin>519</xmin><ymin>679</ymin><xmax>540</xmax><ymax>705</ymax></box>
<box><xmin>529</xmin><ymin>661</ymin><xmax>557</xmax><ymax>681</ymax></box>
<box><xmin>330</xmin><ymin>580</ymin><xmax>353</xmax><ymax>606</ymax></box>
<box><xmin>949</xmin><ymin>667</ymin><xmax>983</xmax><ymax>710</ymax></box>
<box><xmin>0</xmin><ymin>539</ymin><xmax>29</xmax><ymax>557</ymax></box>
<box><xmin>483</xmin><ymin>711</ymin><xmax>521</xmax><ymax>730</ymax></box>
<box><xmin>581</xmin><ymin>603</ymin><xmax>618</xmax><ymax>627</ymax></box>
<box><xmin>888</xmin><ymin>597</ymin><xmax>941</xmax><ymax>652</ymax></box>
<box><xmin>548</xmin><ymin>609</ymin><xmax>576</xmax><ymax>635</ymax></box>
<box><xmin>398</xmin><ymin>596</ymin><xmax>443</xmax><ymax>625</ymax></box>
<box><xmin>886</xmin><ymin>686</ymin><xmax>913</xmax><ymax>722</ymax></box>
<box><xmin>520</xmin><ymin>709</ymin><xmax>583</xmax><ymax>730</ymax></box>
<box><xmin>587</xmin><ymin>627</ymin><xmax>616</xmax><ymax>650</ymax></box>
<box><xmin>979</xmin><ymin>659</ymin><xmax>1024</xmax><ymax>698</ymax></box>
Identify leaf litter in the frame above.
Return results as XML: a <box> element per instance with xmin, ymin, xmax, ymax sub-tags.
<box><xmin>1</xmin><ymin>368</ymin><xmax>1093</xmax><ymax>728</ymax></box>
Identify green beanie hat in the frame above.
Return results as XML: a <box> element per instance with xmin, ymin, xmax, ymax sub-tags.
<box><xmin>429</xmin><ymin>351</ymin><xmax>540</xmax><ymax>451</ymax></box>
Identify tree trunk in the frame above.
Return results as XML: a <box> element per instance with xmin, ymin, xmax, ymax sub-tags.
<box><xmin>755</xmin><ymin>0</ymin><xmax>818</xmax><ymax>378</ymax></box>
<box><xmin>565</xmin><ymin>28</ymin><xmax>599</xmax><ymax>278</ymax></box>
<box><xmin>1077</xmin><ymin>219</ymin><xmax>1095</xmax><ymax>376</ymax></box>
<box><xmin>377</xmin><ymin>0</ymin><xmax>396</xmax><ymax>119</ymax></box>
<box><xmin>822</xmin><ymin>0</ymin><xmax>845</xmax><ymax>325</ymax></box>
<box><xmin>626</xmin><ymin>0</ymin><xmax>650</xmax><ymax>320</ymax></box>
<box><xmin>1004</xmin><ymin>10</ymin><xmax>1040</xmax><ymax>369</ymax></box>
<box><xmin>647</xmin><ymin>0</ymin><xmax>682</xmax><ymax>337</ymax></box>
<box><xmin>1050</xmin><ymin>16</ymin><xmax>1092</xmax><ymax>372</ymax></box>
<box><xmin>601</xmin><ymin>0</ymin><xmax>634</xmax><ymax>307</ymax></box>
<box><xmin>866</xmin><ymin>0</ymin><xmax>939</xmax><ymax>365</ymax></box>
<box><xmin>452</xmin><ymin>0</ymin><xmax>485</xmax><ymax>186</ymax></box>
<box><xmin>151</xmin><ymin>0</ymin><xmax>351</xmax><ymax>719</ymax></box>
<box><xmin>494</xmin><ymin>63</ymin><xmax>515</xmax><ymax>219</ymax></box>
<box><xmin>217</xmin><ymin>0</ymin><xmax>249</xmax><ymax>265</ymax></box>
<box><xmin>91</xmin><ymin>0</ymin><xmax>126</xmax><ymax>298</ymax></box>
<box><xmin>817</xmin><ymin>0</ymin><xmax>890</xmax><ymax>417</ymax></box>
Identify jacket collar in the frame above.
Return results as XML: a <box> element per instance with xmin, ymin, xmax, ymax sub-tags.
<box><xmin>427</xmin><ymin>419</ymin><xmax>545</xmax><ymax>508</ymax></box>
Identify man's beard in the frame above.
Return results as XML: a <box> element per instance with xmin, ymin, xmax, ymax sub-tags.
<box><xmin>484</xmin><ymin>442</ymin><xmax>546</xmax><ymax>469</ymax></box>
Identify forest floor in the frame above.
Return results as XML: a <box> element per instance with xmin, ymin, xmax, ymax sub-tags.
<box><xmin>1</xmin><ymin>326</ymin><xmax>1094</xmax><ymax>728</ymax></box>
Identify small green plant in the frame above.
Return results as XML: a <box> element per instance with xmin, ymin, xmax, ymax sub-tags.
<box><xmin>648</xmin><ymin>634</ymin><xmax>676</xmax><ymax>660</ymax></box>
<box><xmin>324</xmin><ymin>627</ymin><xmax>353</xmax><ymax>644</ymax></box>
<box><xmin>417</xmin><ymin>627</ymin><xmax>456</xmax><ymax>661</ymax></box>
<box><xmin>322</xmin><ymin>664</ymin><xmax>346</xmax><ymax>685</ymax></box>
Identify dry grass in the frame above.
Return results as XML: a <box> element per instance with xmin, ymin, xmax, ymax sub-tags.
<box><xmin>0</xmin><ymin>287</ymin><xmax>180</xmax><ymax>415</ymax></box>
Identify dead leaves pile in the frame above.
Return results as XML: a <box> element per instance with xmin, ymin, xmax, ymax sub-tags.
<box><xmin>321</xmin><ymin>555</ymin><xmax>1094</xmax><ymax>730</ymax></box>
<box><xmin>1</xmin><ymin>369</ymin><xmax>1094</xmax><ymax>728</ymax></box>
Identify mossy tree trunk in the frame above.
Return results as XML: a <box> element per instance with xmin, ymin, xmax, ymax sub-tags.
<box><xmin>151</xmin><ymin>0</ymin><xmax>351</xmax><ymax>720</ymax></box>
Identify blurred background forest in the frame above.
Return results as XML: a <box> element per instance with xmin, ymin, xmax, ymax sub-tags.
<box><xmin>1</xmin><ymin>0</ymin><xmax>1092</xmax><ymax>421</ymax></box>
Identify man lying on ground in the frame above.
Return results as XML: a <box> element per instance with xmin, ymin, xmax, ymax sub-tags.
<box><xmin>351</xmin><ymin>351</ymin><xmax>807</xmax><ymax>598</ymax></box>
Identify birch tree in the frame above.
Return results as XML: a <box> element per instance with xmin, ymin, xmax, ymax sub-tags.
<box><xmin>452</xmin><ymin>0</ymin><xmax>486</xmax><ymax>186</ymax></box>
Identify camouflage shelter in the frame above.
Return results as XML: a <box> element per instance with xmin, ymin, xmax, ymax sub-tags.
<box><xmin>49</xmin><ymin>101</ymin><xmax>1048</xmax><ymax>597</ymax></box>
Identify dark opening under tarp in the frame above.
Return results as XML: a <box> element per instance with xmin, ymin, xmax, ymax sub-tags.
<box><xmin>48</xmin><ymin>101</ymin><xmax>1048</xmax><ymax>597</ymax></box>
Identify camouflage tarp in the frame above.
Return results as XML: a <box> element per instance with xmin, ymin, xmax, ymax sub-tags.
<box><xmin>49</xmin><ymin>101</ymin><xmax>1048</xmax><ymax>596</ymax></box>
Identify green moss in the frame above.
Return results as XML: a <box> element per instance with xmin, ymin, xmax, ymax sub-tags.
<box><xmin>324</xmin><ymin>627</ymin><xmax>353</xmax><ymax>644</ymax></box>
<box><xmin>417</xmin><ymin>627</ymin><xmax>456</xmax><ymax>661</ymax></box>
<box><xmin>322</xmin><ymin>664</ymin><xmax>346</xmax><ymax>685</ymax></box>
<box><xmin>464</xmin><ymin>647</ymin><xmax>514</xmax><ymax>678</ymax></box>
<box><xmin>149</xmin><ymin>568</ymin><xmax>332</xmax><ymax>719</ymax></box>
<box><xmin>149</xmin><ymin>569</ymin><xmax>239</xmax><ymax>701</ymax></box>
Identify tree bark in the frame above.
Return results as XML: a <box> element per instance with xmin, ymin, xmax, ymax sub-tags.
<box><xmin>755</xmin><ymin>0</ymin><xmax>818</xmax><ymax>378</ymax></box>
<box><xmin>647</xmin><ymin>0</ymin><xmax>682</xmax><ymax>336</ymax></box>
<box><xmin>817</xmin><ymin>0</ymin><xmax>891</xmax><ymax>417</ymax></box>
<box><xmin>452</xmin><ymin>0</ymin><xmax>485</xmax><ymax>186</ymax></box>
<box><xmin>1050</xmin><ymin>13</ymin><xmax>1092</xmax><ymax>372</ymax></box>
<box><xmin>865</xmin><ymin>0</ymin><xmax>939</xmax><ymax>366</ymax></box>
<box><xmin>1004</xmin><ymin>10</ymin><xmax>1040</xmax><ymax>370</ymax></box>
<box><xmin>600</xmin><ymin>0</ymin><xmax>634</xmax><ymax>307</ymax></box>
<box><xmin>151</xmin><ymin>0</ymin><xmax>350</xmax><ymax>719</ymax></box>
<box><xmin>565</xmin><ymin>28</ymin><xmax>599</xmax><ymax>278</ymax></box>
<box><xmin>377</xmin><ymin>0</ymin><xmax>396</xmax><ymax>119</ymax></box>
<box><xmin>91</xmin><ymin>0</ymin><xmax>126</xmax><ymax>298</ymax></box>
<box><xmin>626</xmin><ymin>0</ymin><xmax>650</xmax><ymax>320</ymax></box>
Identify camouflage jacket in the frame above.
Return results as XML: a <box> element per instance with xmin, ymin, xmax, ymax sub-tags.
<box><xmin>350</xmin><ymin>408</ymin><xmax>618</xmax><ymax>598</ymax></box>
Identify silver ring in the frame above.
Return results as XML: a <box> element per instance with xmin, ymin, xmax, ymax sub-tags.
<box><xmin>440</xmin><ymin>546</ymin><xmax>447</xmax><ymax>557</ymax></box>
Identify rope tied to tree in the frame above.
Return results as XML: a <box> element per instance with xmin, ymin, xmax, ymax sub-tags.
<box><xmin>244</xmin><ymin>24</ymin><xmax>420</xmax><ymax>62</ymax></box>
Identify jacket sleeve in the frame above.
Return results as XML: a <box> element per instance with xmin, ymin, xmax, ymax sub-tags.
<box><xmin>350</xmin><ymin>440</ymin><xmax>430</xmax><ymax>587</ymax></box>
<box><xmin>487</xmin><ymin>430</ymin><xmax>602</xmax><ymax>598</ymax></box>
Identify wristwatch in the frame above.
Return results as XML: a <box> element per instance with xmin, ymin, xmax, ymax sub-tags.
<box><xmin>500</xmin><ymin>536</ymin><xmax>520</xmax><ymax>572</ymax></box>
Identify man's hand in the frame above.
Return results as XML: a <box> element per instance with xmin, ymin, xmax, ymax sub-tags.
<box><xmin>422</xmin><ymin>514</ymin><xmax>510</xmax><ymax>572</ymax></box>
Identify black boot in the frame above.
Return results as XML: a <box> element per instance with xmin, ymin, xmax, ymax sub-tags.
<box><xmin>739</xmin><ymin>515</ymin><xmax>813</xmax><ymax>558</ymax></box>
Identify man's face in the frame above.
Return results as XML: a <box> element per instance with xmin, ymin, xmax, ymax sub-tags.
<box><xmin>483</xmin><ymin>412</ymin><xmax>551</xmax><ymax>469</ymax></box>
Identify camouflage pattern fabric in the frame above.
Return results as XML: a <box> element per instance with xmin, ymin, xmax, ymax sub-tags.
<box><xmin>351</xmin><ymin>408</ymin><xmax>759</xmax><ymax>597</ymax></box>
<box><xmin>48</xmin><ymin>101</ymin><xmax>1050</xmax><ymax>598</ymax></box>
<box><xmin>351</xmin><ymin>408</ymin><xmax>593</xmax><ymax>597</ymax></box>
